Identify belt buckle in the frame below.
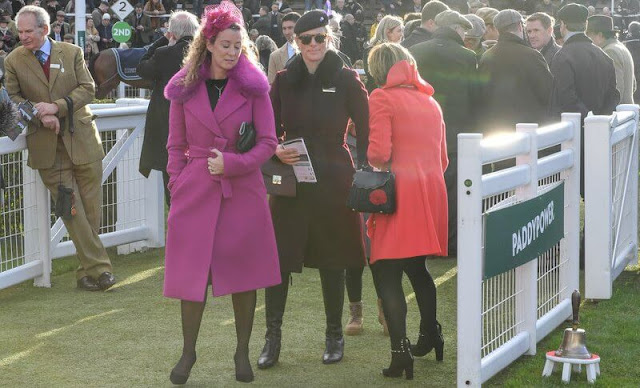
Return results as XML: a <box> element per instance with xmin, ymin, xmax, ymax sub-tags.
<box><xmin>272</xmin><ymin>175</ymin><xmax>282</xmax><ymax>185</ymax></box>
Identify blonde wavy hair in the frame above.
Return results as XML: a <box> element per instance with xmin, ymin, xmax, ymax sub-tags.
<box><xmin>368</xmin><ymin>43</ymin><xmax>416</xmax><ymax>86</ymax></box>
<box><xmin>369</xmin><ymin>15</ymin><xmax>404</xmax><ymax>47</ymax></box>
<box><xmin>180</xmin><ymin>23</ymin><xmax>259</xmax><ymax>87</ymax></box>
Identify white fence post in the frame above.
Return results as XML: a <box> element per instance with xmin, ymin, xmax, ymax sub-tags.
<box><xmin>145</xmin><ymin>170</ymin><xmax>166</xmax><ymax>248</ymax></box>
<box><xmin>457</xmin><ymin>133</ymin><xmax>484</xmax><ymax>388</ymax></box>
<box><xmin>32</xmin><ymin>175</ymin><xmax>51</xmax><ymax>288</ymax></box>
<box><xmin>561</xmin><ymin>113</ymin><xmax>581</xmax><ymax>299</ymax></box>
<box><xmin>584</xmin><ymin>115</ymin><xmax>614</xmax><ymax>299</ymax></box>
<box><xmin>514</xmin><ymin>123</ymin><xmax>538</xmax><ymax>355</ymax></box>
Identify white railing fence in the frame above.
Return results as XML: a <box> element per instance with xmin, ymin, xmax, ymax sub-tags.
<box><xmin>584</xmin><ymin>104</ymin><xmax>639</xmax><ymax>300</ymax></box>
<box><xmin>456</xmin><ymin>112</ymin><xmax>582</xmax><ymax>387</ymax></box>
<box><xmin>104</xmin><ymin>83</ymin><xmax>150</xmax><ymax>101</ymax></box>
<box><xmin>0</xmin><ymin>99</ymin><xmax>164</xmax><ymax>290</ymax></box>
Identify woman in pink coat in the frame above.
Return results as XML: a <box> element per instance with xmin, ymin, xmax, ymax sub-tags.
<box><xmin>366</xmin><ymin>43</ymin><xmax>448</xmax><ymax>380</ymax></box>
<box><xmin>162</xmin><ymin>4</ymin><xmax>280</xmax><ymax>384</ymax></box>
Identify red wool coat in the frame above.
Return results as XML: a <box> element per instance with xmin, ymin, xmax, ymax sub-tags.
<box><xmin>366</xmin><ymin>60</ymin><xmax>449</xmax><ymax>263</ymax></box>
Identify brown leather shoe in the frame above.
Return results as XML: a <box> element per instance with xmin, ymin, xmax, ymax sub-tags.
<box><xmin>77</xmin><ymin>276</ymin><xmax>101</xmax><ymax>291</ymax></box>
<box><xmin>97</xmin><ymin>272</ymin><xmax>116</xmax><ymax>290</ymax></box>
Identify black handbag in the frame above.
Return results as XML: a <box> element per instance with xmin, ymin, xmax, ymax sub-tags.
<box><xmin>236</xmin><ymin>122</ymin><xmax>256</xmax><ymax>153</ymax></box>
<box><xmin>346</xmin><ymin>169</ymin><xmax>396</xmax><ymax>214</ymax></box>
<box><xmin>262</xmin><ymin>158</ymin><xmax>296</xmax><ymax>197</ymax></box>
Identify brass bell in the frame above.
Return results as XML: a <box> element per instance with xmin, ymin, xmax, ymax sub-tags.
<box><xmin>555</xmin><ymin>290</ymin><xmax>591</xmax><ymax>359</ymax></box>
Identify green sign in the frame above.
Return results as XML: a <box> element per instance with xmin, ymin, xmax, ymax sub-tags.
<box><xmin>483</xmin><ymin>182</ymin><xmax>565</xmax><ymax>279</ymax></box>
<box><xmin>77</xmin><ymin>30</ymin><xmax>85</xmax><ymax>52</ymax></box>
<box><xmin>112</xmin><ymin>21</ymin><xmax>132</xmax><ymax>43</ymax></box>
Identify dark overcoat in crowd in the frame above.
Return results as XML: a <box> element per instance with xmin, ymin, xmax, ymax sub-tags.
<box><xmin>401</xmin><ymin>27</ymin><xmax>432</xmax><ymax>49</ymax></box>
<box><xmin>624</xmin><ymin>38</ymin><xmax>640</xmax><ymax>102</ymax></box>
<box><xmin>340</xmin><ymin>21</ymin><xmax>364</xmax><ymax>63</ymax></box>
<box><xmin>136</xmin><ymin>36</ymin><xmax>192</xmax><ymax>179</ymax></box>
<box><xmin>269</xmin><ymin>50</ymin><xmax>369</xmax><ymax>273</ymax></box>
<box><xmin>478</xmin><ymin>32</ymin><xmax>553</xmax><ymax>135</ymax></box>
<box><xmin>540</xmin><ymin>37</ymin><xmax>561</xmax><ymax>66</ymax></box>
<box><xmin>409</xmin><ymin>26</ymin><xmax>478</xmax><ymax>257</ymax></box>
<box><xmin>549</xmin><ymin>33</ymin><xmax>619</xmax><ymax>119</ymax></box>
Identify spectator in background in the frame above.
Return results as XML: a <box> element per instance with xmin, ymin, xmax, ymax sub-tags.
<box><xmin>144</xmin><ymin>0</ymin><xmax>166</xmax><ymax>30</ymax></box>
<box><xmin>402</xmin><ymin>0</ymin><xmax>449</xmax><ymax>48</ymax></box>
<box><xmin>0</xmin><ymin>0</ymin><xmax>13</xmax><ymax>19</ymax></box>
<box><xmin>478</xmin><ymin>9</ymin><xmax>553</xmax><ymax>139</ymax></box>
<box><xmin>44</xmin><ymin>0</ymin><xmax>60</xmax><ymax>22</ymax></box>
<box><xmin>0</xmin><ymin>16</ymin><xmax>15</xmax><ymax>52</ymax></box>
<box><xmin>235</xmin><ymin>0</ymin><xmax>253</xmax><ymax>29</ymax></box>
<box><xmin>11</xmin><ymin>0</ymin><xmax>24</xmax><ymax>17</ymax></box>
<box><xmin>84</xmin><ymin>41</ymin><xmax>95</xmax><ymax>60</ymax></box>
<box><xmin>49</xmin><ymin>21</ymin><xmax>63</xmax><ymax>40</ymax></box>
<box><xmin>442</xmin><ymin>0</ymin><xmax>467</xmax><ymax>13</ymax></box>
<box><xmin>85</xmin><ymin>17</ymin><xmax>100</xmax><ymax>54</ymax></box>
<box><xmin>267</xmin><ymin>11</ymin><xmax>299</xmax><ymax>83</ymax></box>
<box><xmin>52</xmin><ymin>10</ymin><xmax>71</xmax><ymax>36</ymax></box>
<box><xmin>341</xmin><ymin>13</ymin><xmax>364</xmax><ymax>62</ymax></box>
<box><xmin>97</xmin><ymin>12</ymin><xmax>113</xmax><ymax>51</ymax></box>
<box><xmin>410</xmin><ymin>10</ymin><xmax>477</xmax><ymax>259</ymax></box>
<box><xmin>244</xmin><ymin>0</ymin><xmax>260</xmax><ymax>15</ymax></box>
<box><xmin>469</xmin><ymin>0</ymin><xmax>486</xmax><ymax>14</ymax></box>
<box><xmin>136</xmin><ymin>11</ymin><xmax>198</xmax><ymax>207</ymax></box>
<box><xmin>370</xmin><ymin>10</ymin><xmax>384</xmax><ymax>39</ymax></box>
<box><xmin>305</xmin><ymin>0</ymin><xmax>322</xmax><ymax>11</ymax></box>
<box><xmin>586</xmin><ymin>15</ymin><xmax>636</xmax><ymax>104</ymax></box>
<box><xmin>334</xmin><ymin>0</ymin><xmax>348</xmax><ymax>16</ymax></box>
<box><xmin>345</xmin><ymin>0</ymin><xmax>364</xmax><ymax>22</ymax></box>
<box><xmin>126</xmin><ymin>3</ymin><xmax>153</xmax><ymax>48</ymax></box>
<box><xmin>527</xmin><ymin>12</ymin><xmax>560</xmax><ymax>66</ymax></box>
<box><xmin>256</xmin><ymin>34</ymin><xmax>277</xmax><ymax>72</ymax></box>
<box><xmin>536</xmin><ymin>0</ymin><xmax>558</xmax><ymax>16</ymax></box>
<box><xmin>92</xmin><ymin>1</ymin><xmax>109</xmax><ymax>29</ymax></box>
<box><xmin>464</xmin><ymin>13</ymin><xmax>486</xmax><ymax>59</ymax></box>
<box><xmin>268</xmin><ymin>2</ymin><xmax>283</xmax><ymax>46</ymax></box>
<box><xmin>364</xmin><ymin>15</ymin><xmax>404</xmax><ymax>91</ymax></box>
<box><xmin>476</xmin><ymin>7</ymin><xmax>499</xmax><ymax>49</ymax></box>
<box><xmin>249</xmin><ymin>27</ymin><xmax>259</xmax><ymax>41</ymax></box>
<box><xmin>405</xmin><ymin>0</ymin><xmax>425</xmax><ymax>15</ymax></box>
<box><xmin>162</xmin><ymin>0</ymin><xmax>176</xmax><ymax>13</ymax></box>
<box><xmin>252</xmin><ymin>6</ymin><xmax>271</xmax><ymax>36</ymax></box>
<box><xmin>63</xmin><ymin>32</ymin><xmax>73</xmax><ymax>43</ymax></box>
<box><xmin>625</xmin><ymin>22</ymin><xmax>640</xmax><ymax>102</ymax></box>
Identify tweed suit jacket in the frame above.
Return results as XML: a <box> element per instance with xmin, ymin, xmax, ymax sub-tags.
<box><xmin>267</xmin><ymin>42</ymin><xmax>291</xmax><ymax>84</ymax></box>
<box><xmin>4</xmin><ymin>39</ymin><xmax>104</xmax><ymax>169</ymax></box>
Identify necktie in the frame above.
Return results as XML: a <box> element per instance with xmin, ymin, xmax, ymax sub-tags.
<box><xmin>35</xmin><ymin>50</ymin><xmax>46</xmax><ymax>65</ymax></box>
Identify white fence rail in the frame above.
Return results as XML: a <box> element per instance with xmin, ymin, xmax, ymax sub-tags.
<box><xmin>584</xmin><ymin>104</ymin><xmax>639</xmax><ymax>300</ymax></box>
<box><xmin>456</xmin><ymin>113</ymin><xmax>582</xmax><ymax>387</ymax></box>
<box><xmin>0</xmin><ymin>99</ymin><xmax>164</xmax><ymax>290</ymax></box>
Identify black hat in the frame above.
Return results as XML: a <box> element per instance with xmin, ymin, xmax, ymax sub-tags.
<box><xmin>294</xmin><ymin>10</ymin><xmax>329</xmax><ymax>35</ymax></box>
<box><xmin>586</xmin><ymin>15</ymin><xmax>614</xmax><ymax>34</ymax></box>
<box><xmin>557</xmin><ymin>3</ymin><xmax>589</xmax><ymax>25</ymax></box>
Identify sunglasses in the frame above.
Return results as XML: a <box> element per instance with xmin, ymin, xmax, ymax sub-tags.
<box><xmin>297</xmin><ymin>33</ymin><xmax>328</xmax><ymax>45</ymax></box>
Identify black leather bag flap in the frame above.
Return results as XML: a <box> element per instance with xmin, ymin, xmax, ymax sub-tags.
<box><xmin>352</xmin><ymin>170</ymin><xmax>393</xmax><ymax>189</ymax></box>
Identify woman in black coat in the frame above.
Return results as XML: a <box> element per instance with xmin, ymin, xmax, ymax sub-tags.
<box><xmin>257</xmin><ymin>11</ymin><xmax>369</xmax><ymax>369</ymax></box>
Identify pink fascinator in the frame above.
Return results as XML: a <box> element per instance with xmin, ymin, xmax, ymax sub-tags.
<box><xmin>201</xmin><ymin>1</ymin><xmax>245</xmax><ymax>40</ymax></box>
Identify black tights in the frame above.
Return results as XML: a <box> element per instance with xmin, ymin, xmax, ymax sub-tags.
<box><xmin>345</xmin><ymin>267</ymin><xmax>364</xmax><ymax>302</ymax></box>
<box><xmin>370</xmin><ymin>256</ymin><xmax>437</xmax><ymax>347</ymax></box>
<box><xmin>174</xmin><ymin>286</ymin><xmax>256</xmax><ymax>375</ymax></box>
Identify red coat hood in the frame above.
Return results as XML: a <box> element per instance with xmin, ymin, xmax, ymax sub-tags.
<box><xmin>381</xmin><ymin>60</ymin><xmax>434</xmax><ymax>96</ymax></box>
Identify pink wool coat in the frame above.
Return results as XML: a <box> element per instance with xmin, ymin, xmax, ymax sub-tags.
<box><xmin>367</xmin><ymin>61</ymin><xmax>449</xmax><ymax>263</ymax></box>
<box><xmin>163</xmin><ymin>55</ymin><xmax>281</xmax><ymax>301</ymax></box>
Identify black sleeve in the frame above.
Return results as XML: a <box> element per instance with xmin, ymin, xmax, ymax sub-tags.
<box><xmin>345</xmin><ymin>70</ymin><xmax>370</xmax><ymax>168</ymax></box>
<box><xmin>137</xmin><ymin>38</ymin><xmax>169</xmax><ymax>80</ymax></box>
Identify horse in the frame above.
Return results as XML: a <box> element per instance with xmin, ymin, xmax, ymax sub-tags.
<box><xmin>89</xmin><ymin>48</ymin><xmax>154</xmax><ymax>99</ymax></box>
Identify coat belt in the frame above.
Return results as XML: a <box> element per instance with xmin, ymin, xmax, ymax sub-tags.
<box><xmin>184</xmin><ymin>140</ymin><xmax>232</xmax><ymax>199</ymax></box>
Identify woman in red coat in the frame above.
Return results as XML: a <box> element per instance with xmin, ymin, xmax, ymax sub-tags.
<box><xmin>367</xmin><ymin>43</ymin><xmax>448</xmax><ymax>380</ymax></box>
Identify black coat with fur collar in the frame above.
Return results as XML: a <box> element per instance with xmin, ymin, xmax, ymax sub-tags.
<box><xmin>269</xmin><ymin>50</ymin><xmax>369</xmax><ymax>272</ymax></box>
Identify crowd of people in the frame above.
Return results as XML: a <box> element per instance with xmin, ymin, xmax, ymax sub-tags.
<box><xmin>0</xmin><ymin>0</ymin><xmax>638</xmax><ymax>385</ymax></box>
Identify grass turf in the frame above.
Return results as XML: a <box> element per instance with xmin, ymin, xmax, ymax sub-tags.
<box><xmin>0</xmin><ymin>249</ymin><xmax>637</xmax><ymax>387</ymax></box>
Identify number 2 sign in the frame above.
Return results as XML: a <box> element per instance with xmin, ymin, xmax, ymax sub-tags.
<box><xmin>111</xmin><ymin>0</ymin><xmax>134</xmax><ymax>21</ymax></box>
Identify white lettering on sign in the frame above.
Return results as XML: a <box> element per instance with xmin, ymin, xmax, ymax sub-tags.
<box><xmin>511</xmin><ymin>201</ymin><xmax>555</xmax><ymax>257</ymax></box>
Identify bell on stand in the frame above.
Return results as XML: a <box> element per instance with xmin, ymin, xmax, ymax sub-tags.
<box><xmin>555</xmin><ymin>290</ymin><xmax>591</xmax><ymax>359</ymax></box>
<box><xmin>542</xmin><ymin>290</ymin><xmax>601</xmax><ymax>383</ymax></box>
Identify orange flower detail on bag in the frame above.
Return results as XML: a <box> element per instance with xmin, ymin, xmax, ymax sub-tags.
<box><xmin>369</xmin><ymin>189</ymin><xmax>388</xmax><ymax>205</ymax></box>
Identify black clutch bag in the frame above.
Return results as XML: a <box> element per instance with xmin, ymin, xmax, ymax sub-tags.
<box><xmin>346</xmin><ymin>170</ymin><xmax>396</xmax><ymax>214</ymax></box>
<box><xmin>236</xmin><ymin>122</ymin><xmax>256</xmax><ymax>153</ymax></box>
<box><xmin>262</xmin><ymin>158</ymin><xmax>296</xmax><ymax>197</ymax></box>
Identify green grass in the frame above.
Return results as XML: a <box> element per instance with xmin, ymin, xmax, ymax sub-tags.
<box><xmin>0</xmin><ymin>249</ymin><xmax>638</xmax><ymax>387</ymax></box>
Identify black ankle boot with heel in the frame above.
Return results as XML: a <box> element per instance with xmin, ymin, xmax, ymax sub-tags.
<box><xmin>383</xmin><ymin>338</ymin><xmax>414</xmax><ymax>380</ymax></box>
<box><xmin>411</xmin><ymin>321</ymin><xmax>444</xmax><ymax>361</ymax></box>
<box><xmin>169</xmin><ymin>352</ymin><xmax>196</xmax><ymax>385</ymax></box>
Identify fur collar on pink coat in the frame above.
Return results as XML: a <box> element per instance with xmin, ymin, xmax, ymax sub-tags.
<box><xmin>164</xmin><ymin>54</ymin><xmax>269</xmax><ymax>103</ymax></box>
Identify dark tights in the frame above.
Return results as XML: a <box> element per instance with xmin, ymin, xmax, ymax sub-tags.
<box><xmin>173</xmin><ymin>286</ymin><xmax>256</xmax><ymax>376</ymax></box>
<box><xmin>345</xmin><ymin>267</ymin><xmax>364</xmax><ymax>302</ymax></box>
<box><xmin>370</xmin><ymin>256</ymin><xmax>437</xmax><ymax>348</ymax></box>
